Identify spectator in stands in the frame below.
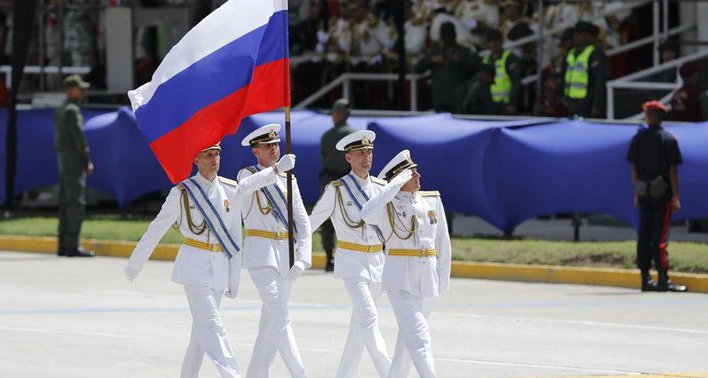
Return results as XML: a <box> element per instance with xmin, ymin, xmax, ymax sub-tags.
<box><xmin>653</xmin><ymin>39</ymin><xmax>680</xmax><ymax>84</ymax></box>
<box><xmin>534</xmin><ymin>67</ymin><xmax>569</xmax><ymax>118</ymax></box>
<box><xmin>415</xmin><ymin>22</ymin><xmax>480</xmax><ymax>113</ymax></box>
<box><xmin>501</xmin><ymin>0</ymin><xmax>535</xmax><ymax>43</ymax></box>
<box><xmin>562</xmin><ymin>21</ymin><xmax>608</xmax><ymax>118</ymax></box>
<box><xmin>459</xmin><ymin>63</ymin><xmax>497</xmax><ymax>115</ymax></box>
<box><xmin>669</xmin><ymin>62</ymin><xmax>705</xmax><ymax>122</ymax></box>
<box><xmin>483</xmin><ymin>28</ymin><xmax>522</xmax><ymax>115</ymax></box>
<box><xmin>430</xmin><ymin>3</ymin><xmax>476</xmax><ymax>49</ymax></box>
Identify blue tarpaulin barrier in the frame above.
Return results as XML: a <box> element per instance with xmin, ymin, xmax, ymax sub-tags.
<box><xmin>1</xmin><ymin>108</ymin><xmax>707</xmax><ymax>233</ymax></box>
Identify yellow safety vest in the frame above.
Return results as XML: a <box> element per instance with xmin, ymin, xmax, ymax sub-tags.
<box><xmin>483</xmin><ymin>50</ymin><xmax>512</xmax><ymax>104</ymax></box>
<box><xmin>564</xmin><ymin>45</ymin><xmax>595</xmax><ymax>99</ymax></box>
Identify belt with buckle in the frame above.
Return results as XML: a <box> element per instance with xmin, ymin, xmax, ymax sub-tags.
<box><xmin>245</xmin><ymin>229</ymin><xmax>289</xmax><ymax>240</ymax></box>
<box><xmin>337</xmin><ymin>240</ymin><xmax>384</xmax><ymax>253</ymax></box>
<box><xmin>388</xmin><ymin>248</ymin><xmax>437</xmax><ymax>257</ymax></box>
<box><xmin>184</xmin><ymin>238</ymin><xmax>223</xmax><ymax>252</ymax></box>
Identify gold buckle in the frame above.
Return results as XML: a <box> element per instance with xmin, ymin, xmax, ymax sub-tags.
<box><xmin>274</xmin><ymin>232</ymin><xmax>287</xmax><ymax>240</ymax></box>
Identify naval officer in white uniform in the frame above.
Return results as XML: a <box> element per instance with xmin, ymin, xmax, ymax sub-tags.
<box><xmin>237</xmin><ymin>124</ymin><xmax>312</xmax><ymax>378</ymax></box>
<box><xmin>124</xmin><ymin>143</ymin><xmax>296</xmax><ymax>378</ymax></box>
<box><xmin>361</xmin><ymin>150</ymin><xmax>452</xmax><ymax>378</ymax></box>
<box><xmin>309</xmin><ymin>130</ymin><xmax>392</xmax><ymax>378</ymax></box>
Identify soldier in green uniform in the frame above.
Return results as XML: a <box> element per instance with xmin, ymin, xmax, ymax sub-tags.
<box><xmin>54</xmin><ymin>75</ymin><xmax>94</xmax><ymax>257</ymax></box>
<box><xmin>318</xmin><ymin>98</ymin><xmax>355</xmax><ymax>271</ymax></box>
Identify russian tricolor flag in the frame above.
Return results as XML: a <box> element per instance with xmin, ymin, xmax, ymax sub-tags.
<box><xmin>128</xmin><ymin>0</ymin><xmax>290</xmax><ymax>183</ymax></box>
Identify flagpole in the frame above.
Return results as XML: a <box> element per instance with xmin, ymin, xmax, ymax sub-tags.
<box><xmin>285</xmin><ymin>106</ymin><xmax>294</xmax><ymax>268</ymax></box>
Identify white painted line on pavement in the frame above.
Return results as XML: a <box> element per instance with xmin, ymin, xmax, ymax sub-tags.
<box><xmin>0</xmin><ymin>325</ymin><xmax>157</xmax><ymax>339</ymax></box>
<box><xmin>436</xmin><ymin>357</ymin><xmax>642</xmax><ymax>375</ymax></box>
<box><xmin>440</xmin><ymin>312</ymin><xmax>708</xmax><ymax>335</ymax></box>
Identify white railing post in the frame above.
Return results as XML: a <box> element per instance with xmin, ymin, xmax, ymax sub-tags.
<box><xmin>607</xmin><ymin>83</ymin><xmax>615</xmax><ymax>120</ymax></box>
<box><xmin>409</xmin><ymin>76</ymin><xmax>418</xmax><ymax>112</ymax></box>
<box><xmin>342</xmin><ymin>74</ymin><xmax>352</xmax><ymax>102</ymax></box>
<box><xmin>653</xmin><ymin>0</ymin><xmax>660</xmax><ymax>66</ymax></box>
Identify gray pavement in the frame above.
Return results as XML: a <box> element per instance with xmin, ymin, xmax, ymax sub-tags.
<box><xmin>1</xmin><ymin>251</ymin><xmax>708</xmax><ymax>378</ymax></box>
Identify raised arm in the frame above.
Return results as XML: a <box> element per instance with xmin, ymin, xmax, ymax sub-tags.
<box><xmin>234</xmin><ymin>154</ymin><xmax>296</xmax><ymax>197</ymax></box>
<box><xmin>360</xmin><ymin>169</ymin><xmax>413</xmax><ymax>226</ymax></box>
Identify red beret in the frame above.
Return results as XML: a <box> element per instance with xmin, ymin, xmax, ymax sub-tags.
<box><xmin>642</xmin><ymin>100</ymin><xmax>667</xmax><ymax>113</ymax></box>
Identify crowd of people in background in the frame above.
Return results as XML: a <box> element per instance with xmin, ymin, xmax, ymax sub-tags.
<box><xmin>0</xmin><ymin>0</ymin><xmax>706</xmax><ymax>120</ymax></box>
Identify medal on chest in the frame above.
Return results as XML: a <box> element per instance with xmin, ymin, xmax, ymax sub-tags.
<box><xmin>224</xmin><ymin>199</ymin><xmax>231</xmax><ymax>212</ymax></box>
<box><xmin>428</xmin><ymin>210</ymin><xmax>438</xmax><ymax>224</ymax></box>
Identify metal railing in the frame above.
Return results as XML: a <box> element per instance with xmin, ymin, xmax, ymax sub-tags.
<box><xmin>0</xmin><ymin>65</ymin><xmax>91</xmax><ymax>89</ymax></box>
<box><xmin>293</xmin><ymin>72</ymin><xmax>428</xmax><ymax>111</ymax></box>
<box><xmin>295</xmin><ymin>1</ymin><xmax>695</xmax><ymax>112</ymax></box>
<box><xmin>606</xmin><ymin>48</ymin><xmax>708</xmax><ymax>119</ymax></box>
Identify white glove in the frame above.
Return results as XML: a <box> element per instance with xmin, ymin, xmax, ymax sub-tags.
<box><xmin>124</xmin><ymin>266</ymin><xmax>139</xmax><ymax>282</ymax></box>
<box><xmin>225</xmin><ymin>287</ymin><xmax>238</xmax><ymax>299</ymax></box>
<box><xmin>287</xmin><ymin>261</ymin><xmax>306</xmax><ymax>282</ymax></box>
<box><xmin>389</xmin><ymin>168</ymin><xmax>413</xmax><ymax>188</ymax></box>
<box><xmin>275</xmin><ymin>154</ymin><xmax>296</xmax><ymax>173</ymax></box>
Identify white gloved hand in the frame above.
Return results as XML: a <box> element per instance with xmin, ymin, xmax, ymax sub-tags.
<box><xmin>124</xmin><ymin>266</ymin><xmax>139</xmax><ymax>282</ymax></box>
<box><xmin>275</xmin><ymin>154</ymin><xmax>296</xmax><ymax>173</ymax></box>
<box><xmin>389</xmin><ymin>168</ymin><xmax>413</xmax><ymax>188</ymax></box>
<box><xmin>287</xmin><ymin>261</ymin><xmax>306</xmax><ymax>282</ymax></box>
<box><xmin>225</xmin><ymin>287</ymin><xmax>238</xmax><ymax>299</ymax></box>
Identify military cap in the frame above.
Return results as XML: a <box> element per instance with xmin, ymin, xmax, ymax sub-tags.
<box><xmin>574</xmin><ymin>21</ymin><xmax>599</xmax><ymax>36</ymax></box>
<box><xmin>199</xmin><ymin>143</ymin><xmax>222</xmax><ymax>153</ymax></box>
<box><xmin>378</xmin><ymin>150</ymin><xmax>418</xmax><ymax>181</ymax></box>
<box><xmin>64</xmin><ymin>74</ymin><xmax>90</xmax><ymax>89</ymax></box>
<box><xmin>332</xmin><ymin>98</ymin><xmax>352</xmax><ymax>112</ymax></box>
<box><xmin>241</xmin><ymin>123</ymin><xmax>281</xmax><ymax>146</ymax></box>
<box><xmin>642</xmin><ymin>100</ymin><xmax>667</xmax><ymax>113</ymax></box>
<box><xmin>336</xmin><ymin>130</ymin><xmax>376</xmax><ymax>152</ymax></box>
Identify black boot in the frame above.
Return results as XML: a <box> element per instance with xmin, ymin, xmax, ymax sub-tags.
<box><xmin>657</xmin><ymin>270</ymin><xmax>687</xmax><ymax>292</ymax></box>
<box><xmin>641</xmin><ymin>277</ymin><xmax>658</xmax><ymax>292</ymax></box>
<box><xmin>657</xmin><ymin>279</ymin><xmax>687</xmax><ymax>292</ymax></box>
<box><xmin>66</xmin><ymin>246</ymin><xmax>95</xmax><ymax>258</ymax></box>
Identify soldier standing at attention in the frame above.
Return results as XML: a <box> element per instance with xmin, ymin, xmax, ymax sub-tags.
<box><xmin>54</xmin><ymin>74</ymin><xmax>94</xmax><ymax>257</ymax></box>
<box><xmin>627</xmin><ymin>101</ymin><xmax>687</xmax><ymax>292</ymax></box>
<box><xmin>319</xmin><ymin>98</ymin><xmax>356</xmax><ymax>271</ymax></box>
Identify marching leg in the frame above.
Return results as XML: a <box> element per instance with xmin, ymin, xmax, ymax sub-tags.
<box><xmin>387</xmin><ymin>290</ymin><xmax>436</xmax><ymax>378</ymax></box>
<box><xmin>183</xmin><ymin>285</ymin><xmax>240</xmax><ymax>378</ymax></box>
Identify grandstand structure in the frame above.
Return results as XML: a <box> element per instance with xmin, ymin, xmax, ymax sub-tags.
<box><xmin>1</xmin><ymin>0</ymin><xmax>707</xmax><ymax>120</ymax></box>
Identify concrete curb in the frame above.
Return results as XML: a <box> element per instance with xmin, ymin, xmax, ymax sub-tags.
<box><xmin>2</xmin><ymin>235</ymin><xmax>707</xmax><ymax>293</ymax></box>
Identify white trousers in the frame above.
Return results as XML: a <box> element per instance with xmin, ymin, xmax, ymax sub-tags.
<box><xmin>387</xmin><ymin>290</ymin><xmax>435</xmax><ymax>378</ymax></box>
<box><xmin>181</xmin><ymin>286</ymin><xmax>240</xmax><ymax>378</ymax></box>
<box><xmin>246</xmin><ymin>267</ymin><xmax>307</xmax><ymax>378</ymax></box>
<box><xmin>336</xmin><ymin>279</ymin><xmax>391</xmax><ymax>378</ymax></box>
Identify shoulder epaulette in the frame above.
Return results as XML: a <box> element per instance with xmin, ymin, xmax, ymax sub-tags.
<box><xmin>420</xmin><ymin>190</ymin><xmax>440</xmax><ymax>197</ymax></box>
<box><xmin>219</xmin><ymin>177</ymin><xmax>239</xmax><ymax>187</ymax></box>
<box><xmin>331</xmin><ymin>180</ymin><xmax>342</xmax><ymax>187</ymax></box>
<box><xmin>278</xmin><ymin>172</ymin><xmax>288</xmax><ymax>178</ymax></box>
<box><xmin>370</xmin><ymin>176</ymin><xmax>387</xmax><ymax>185</ymax></box>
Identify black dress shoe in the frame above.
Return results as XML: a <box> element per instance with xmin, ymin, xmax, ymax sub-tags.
<box><xmin>641</xmin><ymin>279</ymin><xmax>658</xmax><ymax>292</ymax></box>
<box><xmin>57</xmin><ymin>249</ymin><xmax>67</xmax><ymax>257</ymax></box>
<box><xmin>324</xmin><ymin>260</ymin><xmax>334</xmax><ymax>272</ymax></box>
<box><xmin>66</xmin><ymin>247</ymin><xmax>95</xmax><ymax>257</ymax></box>
<box><xmin>657</xmin><ymin>281</ymin><xmax>687</xmax><ymax>292</ymax></box>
